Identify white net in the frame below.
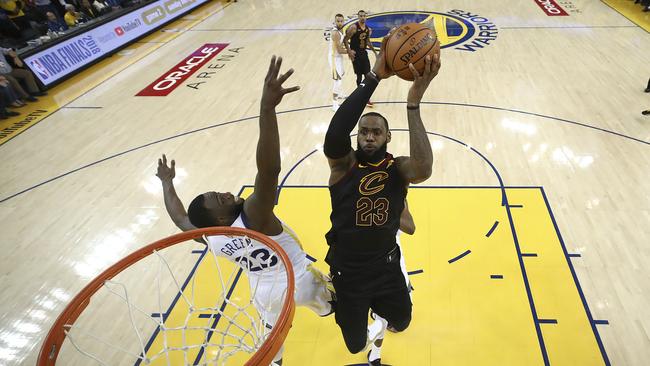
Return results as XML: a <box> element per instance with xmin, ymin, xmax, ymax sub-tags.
<box><xmin>47</xmin><ymin>232</ymin><xmax>293</xmax><ymax>366</ymax></box>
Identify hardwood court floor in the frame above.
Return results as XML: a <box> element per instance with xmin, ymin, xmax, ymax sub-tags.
<box><xmin>0</xmin><ymin>0</ymin><xmax>648</xmax><ymax>365</ymax></box>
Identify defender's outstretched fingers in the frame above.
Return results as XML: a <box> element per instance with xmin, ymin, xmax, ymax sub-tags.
<box><xmin>278</xmin><ymin>68</ymin><xmax>294</xmax><ymax>84</ymax></box>
<box><xmin>272</xmin><ymin>57</ymin><xmax>283</xmax><ymax>80</ymax></box>
<box><xmin>282</xmin><ymin>86</ymin><xmax>300</xmax><ymax>95</ymax></box>
<box><xmin>266</xmin><ymin>55</ymin><xmax>277</xmax><ymax>78</ymax></box>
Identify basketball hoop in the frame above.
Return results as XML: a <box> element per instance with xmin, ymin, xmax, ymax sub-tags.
<box><xmin>38</xmin><ymin>227</ymin><xmax>295</xmax><ymax>366</ymax></box>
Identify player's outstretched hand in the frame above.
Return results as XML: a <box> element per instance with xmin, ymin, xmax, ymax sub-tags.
<box><xmin>407</xmin><ymin>53</ymin><xmax>441</xmax><ymax>106</ymax></box>
<box><xmin>261</xmin><ymin>55</ymin><xmax>300</xmax><ymax>108</ymax></box>
<box><xmin>156</xmin><ymin>154</ymin><xmax>175</xmax><ymax>182</ymax></box>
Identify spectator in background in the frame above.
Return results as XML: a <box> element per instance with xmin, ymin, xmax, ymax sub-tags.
<box><xmin>0</xmin><ymin>0</ymin><xmax>30</xmax><ymax>32</ymax></box>
<box><xmin>0</xmin><ymin>11</ymin><xmax>22</xmax><ymax>41</ymax></box>
<box><xmin>45</xmin><ymin>10</ymin><xmax>65</xmax><ymax>32</ymax></box>
<box><xmin>79</xmin><ymin>0</ymin><xmax>97</xmax><ymax>19</ymax></box>
<box><xmin>33</xmin><ymin>0</ymin><xmax>59</xmax><ymax>17</ymax></box>
<box><xmin>0</xmin><ymin>98</ymin><xmax>21</xmax><ymax>118</ymax></box>
<box><xmin>0</xmin><ymin>47</ymin><xmax>46</xmax><ymax>101</ymax></box>
<box><xmin>0</xmin><ymin>77</ymin><xmax>21</xmax><ymax>118</ymax></box>
<box><xmin>91</xmin><ymin>0</ymin><xmax>109</xmax><ymax>16</ymax></box>
<box><xmin>0</xmin><ymin>74</ymin><xmax>25</xmax><ymax>107</ymax></box>
<box><xmin>63</xmin><ymin>4</ymin><xmax>86</xmax><ymax>27</ymax></box>
<box><xmin>21</xmin><ymin>0</ymin><xmax>48</xmax><ymax>34</ymax></box>
<box><xmin>103</xmin><ymin>0</ymin><xmax>121</xmax><ymax>11</ymax></box>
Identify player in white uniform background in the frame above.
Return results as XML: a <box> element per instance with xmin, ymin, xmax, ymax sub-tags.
<box><xmin>156</xmin><ymin>57</ymin><xmax>333</xmax><ymax>366</ymax></box>
<box><xmin>329</xmin><ymin>13</ymin><xmax>347</xmax><ymax>111</ymax></box>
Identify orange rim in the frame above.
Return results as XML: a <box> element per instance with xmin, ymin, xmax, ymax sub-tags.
<box><xmin>37</xmin><ymin>227</ymin><xmax>296</xmax><ymax>366</ymax></box>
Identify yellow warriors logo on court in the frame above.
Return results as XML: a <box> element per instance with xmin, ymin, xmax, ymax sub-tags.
<box><xmin>340</xmin><ymin>10</ymin><xmax>498</xmax><ymax>52</ymax></box>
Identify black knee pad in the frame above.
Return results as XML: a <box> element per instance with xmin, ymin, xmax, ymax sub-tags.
<box><xmin>343</xmin><ymin>334</ymin><xmax>367</xmax><ymax>354</ymax></box>
<box><xmin>390</xmin><ymin>316</ymin><xmax>411</xmax><ymax>332</ymax></box>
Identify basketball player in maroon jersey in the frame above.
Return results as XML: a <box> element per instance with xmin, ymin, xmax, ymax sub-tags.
<box><xmin>323</xmin><ymin>32</ymin><xmax>441</xmax><ymax>365</ymax></box>
<box><xmin>343</xmin><ymin>9</ymin><xmax>377</xmax><ymax>106</ymax></box>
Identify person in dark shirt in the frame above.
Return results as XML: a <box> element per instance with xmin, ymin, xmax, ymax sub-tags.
<box><xmin>0</xmin><ymin>75</ymin><xmax>21</xmax><ymax>118</ymax></box>
<box><xmin>79</xmin><ymin>0</ymin><xmax>97</xmax><ymax>18</ymax></box>
<box><xmin>343</xmin><ymin>9</ymin><xmax>377</xmax><ymax>106</ymax></box>
<box><xmin>323</xmin><ymin>31</ymin><xmax>440</xmax><ymax>365</ymax></box>
<box><xmin>45</xmin><ymin>10</ymin><xmax>66</xmax><ymax>32</ymax></box>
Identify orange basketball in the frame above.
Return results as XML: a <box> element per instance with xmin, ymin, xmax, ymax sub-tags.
<box><xmin>385</xmin><ymin>23</ymin><xmax>440</xmax><ymax>81</ymax></box>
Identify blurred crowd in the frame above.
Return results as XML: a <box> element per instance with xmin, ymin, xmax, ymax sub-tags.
<box><xmin>1</xmin><ymin>0</ymin><xmax>145</xmax><ymax>50</ymax></box>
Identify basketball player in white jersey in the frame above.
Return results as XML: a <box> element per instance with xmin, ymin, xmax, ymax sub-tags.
<box><xmin>156</xmin><ymin>56</ymin><xmax>333</xmax><ymax>366</ymax></box>
<box><xmin>329</xmin><ymin>13</ymin><xmax>347</xmax><ymax>111</ymax></box>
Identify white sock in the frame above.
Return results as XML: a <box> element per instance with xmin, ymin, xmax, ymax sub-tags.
<box><xmin>369</xmin><ymin>341</ymin><xmax>382</xmax><ymax>361</ymax></box>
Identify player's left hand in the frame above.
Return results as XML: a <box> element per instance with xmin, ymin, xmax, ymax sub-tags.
<box><xmin>156</xmin><ymin>154</ymin><xmax>175</xmax><ymax>182</ymax></box>
<box><xmin>261</xmin><ymin>56</ymin><xmax>300</xmax><ymax>108</ymax></box>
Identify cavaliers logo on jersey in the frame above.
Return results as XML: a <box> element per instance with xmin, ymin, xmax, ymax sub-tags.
<box><xmin>359</xmin><ymin>171</ymin><xmax>389</xmax><ymax>196</ymax></box>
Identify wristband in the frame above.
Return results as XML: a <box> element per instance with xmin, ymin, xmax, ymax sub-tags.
<box><xmin>407</xmin><ymin>105</ymin><xmax>420</xmax><ymax>110</ymax></box>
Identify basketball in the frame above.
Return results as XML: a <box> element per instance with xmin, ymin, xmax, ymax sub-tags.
<box><xmin>385</xmin><ymin>22</ymin><xmax>440</xmax><ymax>81</ymax></box>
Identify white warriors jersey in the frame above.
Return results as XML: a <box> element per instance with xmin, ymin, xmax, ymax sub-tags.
<box><xmin>329</xmin><ymin>27</ymin><xmax>344</xmax><ymax>59</ymax></box>
<box><xmin>206</xmin><ymin>213</ymin><xmax>309</xmax><ymax>281</ymax></box>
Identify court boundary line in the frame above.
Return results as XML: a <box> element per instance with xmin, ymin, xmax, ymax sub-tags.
<box><xmin>503</xmin><ymin>191</ymin><xmax>550</xmax><ymax>364</ymax></box>
<box><xmin>539</xmin><ymin>186</ymin><xmax>611</xmax><ymax>365</ymax></box>
<box><xmin>3</xmin><ymin>101</ymin><xmax>647</xmax><ymax>203</ymax></box>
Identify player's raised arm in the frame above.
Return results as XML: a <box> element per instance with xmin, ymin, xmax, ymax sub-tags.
<box><xmin>396</xmin><ymin>54</ymin><xmax>441</xmax><ymax>184</ymax></box>
<box><xmin>324</xmin><ymin>33</ymin><xmax>394</xmax><ymax>184</ymax></box>
<box><xmin>244</xmin><ymin>56</ymin><xmax>300</xmax><ymax>230</ymax></box>
<box><xmin>156</xmin><ymin>154</ymin><xmax>197</xmax><ymax>232</ymax></box>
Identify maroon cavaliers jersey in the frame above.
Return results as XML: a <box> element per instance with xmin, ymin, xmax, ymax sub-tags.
<box><xmin>326</xmin><ymin>152</ymin><xmax>407</xmax><ymax>270</ymax></box>
<box><xmin>349</xmin><ymin>22</ymin><xmax>370</xmax><ymax>52</ymax></box>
